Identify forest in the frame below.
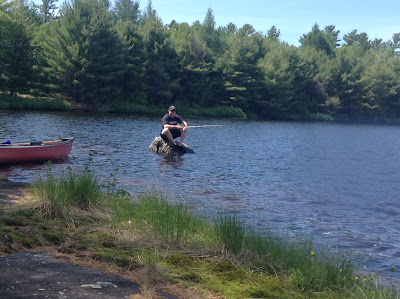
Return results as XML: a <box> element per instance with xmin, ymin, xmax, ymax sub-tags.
<box><xmin>1</xmin><ymin>0</ymin><xmax>400</xmax><ymax>122</ymax></box>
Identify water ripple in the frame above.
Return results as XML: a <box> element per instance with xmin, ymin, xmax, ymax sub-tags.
<box><xmin>1</xmin><ymin>112</ymin><xmax>400</xmax><ymax>284</ymax></box>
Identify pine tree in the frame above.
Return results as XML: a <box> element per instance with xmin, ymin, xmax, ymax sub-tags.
<box><xmin>139</xmin><ymin>13</ymin><xmax>181</xmax><ymax>106</ymax></box>
<box><xmin>217</xmin><ymin>25</ymin><xmax>266</xmax><ymax>113</ymax></box>
<box><xmin>114</xmin><ymin>20</ymin><xmax>146</xmax><ymax>104</ymax></box>
<box><xmin>40</xmin><ymin>0</ymin><xmax>125</xmax><ymax>107</ymax></box>
<box><xmin>169</xmin><ymin>22</ymin><xmax>213</xmax><ymax>106</ymax></box>
<box><xmin>113</xmin><ymin>0</ymin><xmax>140</xmax><ymax>24</ymax></box>
<box><xmin>0</xmin><ymin>11</ymin><xmax>33</xmax><ymax>94</ymax></box>
<box><xmin>39</xmin><ymin>0</ymin><xmax>57</xmax><ymax>23</ymax></box>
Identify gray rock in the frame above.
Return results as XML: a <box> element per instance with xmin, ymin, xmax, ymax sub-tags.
<box><xmin>0</xmin><ymin>252</ymin><xmax>179</xmax><ymax>299</ymax></box>
<box><xmin>0</xmin><ymin>252</ymin><xmax>141</xmax><ymax>298</ymax></box>
<box><xmin>149</xmin><ymin>137</ymin><xmax>194</xmax><ymax>155</ymax></box>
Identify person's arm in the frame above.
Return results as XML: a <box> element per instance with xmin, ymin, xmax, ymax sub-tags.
<box><xmin>162</xmin><ymin>116</ymin><xmax>180</xmax><ymax>130</ymax></box>
<box><xmin>180</xmin><ymin>120</ymin><xmax>188</xmax><ymax>132</ymax></box>
<box><xmin>163</xmin><ymin>116</ymin><xmax>187</xmax><ymax>130</ymax></box>
<box><xmin>163</xmin><ymin>123</ymin><xmax>183</xmax><ymax>130</ymax></box>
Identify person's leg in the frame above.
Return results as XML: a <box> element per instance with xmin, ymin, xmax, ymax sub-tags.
<box><xmin>161</xmin><ymin>128</ymin><xmax>176</xmax><ymax>144</ymax></box>
<box><xmin>178</xmin><ymin>127</ymin><xmax>187</xmax><ymax>146</ymax></box>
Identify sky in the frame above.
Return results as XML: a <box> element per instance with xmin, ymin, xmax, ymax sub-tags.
<box><xmin>146</xmin><ymin>0</ymin><xmax>399</xmax><ymax>46</ymax></box>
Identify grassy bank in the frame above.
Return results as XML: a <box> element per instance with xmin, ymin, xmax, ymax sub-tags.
<box><xmin>0</xmin><ymin>171</ymin><xmax>398</xmax><ymax>298</ymax></box>
<box><xmin>0</xmin><ymin>93</ymin><xmax>246</xmax><ymax>118</ymax></box>
<box><xmin>0</xmin><ymin>94</ymin><xmax>71</xmax><ymax>111</ymax></box>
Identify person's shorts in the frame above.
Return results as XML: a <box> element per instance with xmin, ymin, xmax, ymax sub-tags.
<box><xmin>160</xmin><ymin>129</ymin><xmax>181</xmax><ymax>142</ymax></box>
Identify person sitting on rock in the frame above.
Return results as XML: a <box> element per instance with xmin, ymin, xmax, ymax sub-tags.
<box><xmin>160</xmin><ymin>105</ymin><xmax>188</xmax><ymax>148</ymax></box>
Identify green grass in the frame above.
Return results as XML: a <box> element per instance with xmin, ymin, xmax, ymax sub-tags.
<box><xmin>32</xmin><ymin>170</ymin><xmax>103</xmax><ymax>225</ymax></box>
<box><xmin>111</xmin><ymin>190</ymin><xmax>212</xmax><ymax>244</ymax></box>
<box><xmin>111</xmin><ymin>191</ymin><xmax>357</xmax><ymax>293</ymax></box>
<box><xmin>0</xmin><ymin>93</ymin><xmax>245</xmax><ymax>118</ymax></box>
<box><xmin>1</xmin><ymin>171</ymin><xmax>399</xmax><ymax>298</ymax></box>
<box><xmin>0</xmin><ymin>94</ymin><xmax>71</xmax><ymax>111</ymax></box>
<box><xmin>214</xmin><ymin>212</ymin><xmax>245</xmax><ymax>254</ymax></box>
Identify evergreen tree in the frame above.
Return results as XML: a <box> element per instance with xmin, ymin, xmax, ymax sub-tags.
<box><xmin>7</xmin><ymin>0</ymin><xmax>40</xmax><ymax>36</ymax></box>
<box><xmin>41</xmin><ymin>0</ymin><xmax>125</xmax><ymax>107</ymax></box>
<box><xmin>299</xmin><ymin>23</ymin><xmax>335</xmax><ymax>57</ymax></box>
<box><xmin>114</xmin><ymin>20</ymin><xmax>146</xmax><ymax>104</ymax></box>
<box><xmin>31</xmin><ymin>22</ymin><xmax>57</xmax><ymax>94</ymax></box>
<box><xmin>343</xmin><ymin>30</ymin><xmax>370</xmax><ymax>55</ymax></box>
<box><xmin>217</xmin><ymin>25</ymin><xmax>266</xmax><ymax>113</ymax></box>
<box><xmin>0</xmin><ymin>0</ymin><xmax>10</xmax><ymax>12</ymax></box>
<box><xmin>113</xmin><ymin>0</ymin><xmax>140</xmax><ymax>24</ymax></box>
<box><xmin>370</xmin><ymin>38</ymin><xmax>384</xmax><ymax>51</ymax></box>
<box><xmin>39</xmin><ymin>0</ymin><xmax>57</xmax><ymax>23</ymax></box>
<box><xmin>139</xmin><ymin>10</ymin><xmax>181</xmax><ymax>106</ymax></box>
<box><xmin>324</xmin><ymin>25</ymin><xmax>340</xmax><ymax>47</ymax></box>
<box><xmin>258</xmin><ymin>41</ymin><xmax>318</xmax><ymax>119</ymax></box>
<box><xmin>391</xmin><ymin>33</ymin><xmax>400</xmax><ymax>56</ymax></box>
<box><xmin>140</xmin><ymin>0</ymin><xmax>156</xmax><ymax>23</ymax></box>
<box><xmin>169</xmin><ymin>22</ymin><xmax>212</xmax><ymax>106</ymax></box>
<box><xmin>198</xmin><ymin>8</ymin><xmax>223</xmax><ymax>57</ymax></box>
<box><xmin>224</xmin><ymin>22</ymin><xmax>238</xmax><ymax>35</ymax></box>
<box><xmin>359</xmin><ymin>51</ymin><xmax>400</xmax><ymax>120</ymax></box>
<box><xmin>325</xmin><ymin>46</ymin><xmax>367</xmax><ymax>119</ymax></box>
<box><xmin>267</xmin><ymin>26</ymin><xmax>280</xmax><ymax>43</ymax></box>
<box><xmin>0</xmin><ymin>11</ymin><xmax>33</xmax><ymax>94</ymax></box>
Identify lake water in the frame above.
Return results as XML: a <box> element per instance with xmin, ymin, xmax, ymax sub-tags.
<box><xmin>1</xmin><ymin>110</ymin><xmax>399</xmax><ymax>284</ymax></box>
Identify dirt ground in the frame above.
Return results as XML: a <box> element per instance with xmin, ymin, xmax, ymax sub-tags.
<box><xmin>0</xmin><ymin>180</ymin><xmax>30</xmax><ymax>205</ymax></box>
<box><xmin>0</xmin><ymin>181</ymin><xmax>201</xmax><ymax>299</ymax></box>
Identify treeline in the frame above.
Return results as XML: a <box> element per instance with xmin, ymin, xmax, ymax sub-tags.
<box><xmin>1</xmin><ymin>0</ymin><xmax>400</xmax><ymax>121</ymax></box>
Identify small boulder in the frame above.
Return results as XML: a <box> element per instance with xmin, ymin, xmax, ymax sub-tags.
<box><xmin>149</xmin><ymin>137</ymin><xmax>194</xmax><ymax>155</ymax></box>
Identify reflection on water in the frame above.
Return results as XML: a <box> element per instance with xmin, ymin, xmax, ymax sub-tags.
<box><xmin>158</xmin><ymin>154</ymin><xmax>186</xmax><ymax>169</ymax></box>
<box><xmin>1</xmin><ymin>110</ymin><xmax>400</xmax><ymax>284</ymax></box>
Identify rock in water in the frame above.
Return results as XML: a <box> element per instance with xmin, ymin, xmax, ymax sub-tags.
<box><xmin>149</xmin><ymin>137</ymin><xmax>194</xmax><ymax>155</ymax></box>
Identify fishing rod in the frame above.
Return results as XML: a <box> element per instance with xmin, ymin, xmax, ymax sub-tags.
<box><xmin>185</xmin><ymin>125</ymin><xmax>223</xmax><ymax>128</ymax></box>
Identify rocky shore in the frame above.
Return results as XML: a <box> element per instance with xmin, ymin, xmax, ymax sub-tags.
<box><xmin>0</xmin><ymin>180</ymin><xmax>181</xmax><ymax>299</ymax></box>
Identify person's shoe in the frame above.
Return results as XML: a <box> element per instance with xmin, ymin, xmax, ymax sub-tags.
<box><xmin>175</xmin><ymin>144</ymin><xmax>184</xmax><ymax>153</ymax></box>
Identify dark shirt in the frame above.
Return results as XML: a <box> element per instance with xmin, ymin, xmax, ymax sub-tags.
<box><xmin>161</xmin><ymin>114</ymin><xmax>184</xmax><ymax>130</ymax></box>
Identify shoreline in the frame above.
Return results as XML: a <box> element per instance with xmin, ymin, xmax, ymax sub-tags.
<box><xmin>0</xmin><ymin>180</ymin><xmax>197</xmax><ymax>298</ymax></box>
<box><xmin>1</xmin><ymin>178</ymin><xmax>399</xmax><ymax>296</ymax></box>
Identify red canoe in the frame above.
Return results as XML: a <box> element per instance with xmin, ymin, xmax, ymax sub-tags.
<box><xmin>0</xmin><ymin>138</ymin><xmax>74</xmax><ymax>164</ymax></box>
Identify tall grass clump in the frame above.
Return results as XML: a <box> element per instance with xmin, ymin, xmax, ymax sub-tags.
<box><xmin>111</xmin><ymin>191</ymin><xmax>210</xmax><ymax>243</ymax></box>
<box><xmin>214</xmin><ymin>212</ymin><xmax>245</xmax><ymax>254</ymax></box>
<box><xmin>235</xmin><ymin>229</ymin><xmax>357</xmax><ymax>292</ymax></box>
<box><xmin>33</xmin><ymin>170</ymin><xmax>103</xmax><ymax>223</ymax></box>
<box><xmin>351</xmin><ymin>270</ymin><xmax>400</xmax><ymax>299</ymax></box>
<box><xmin>211</xmin><ymin>214</ymin><xmax>357</xmax><ymax>292</ymax></box>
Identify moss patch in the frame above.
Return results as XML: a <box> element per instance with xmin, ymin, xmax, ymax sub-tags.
<box><xmin>42</xmin><ymin>231</ymin><xmax>64</xmax><ymax>245</ymax></box>
<box><xmin>94</xmin><ymin>247</ymin><xmax>135</xmax><ymax>268</ymax></box>
<box><xmin>161</xmin><ymin>254</ymin><xmax>297</xmax><ymax>298</ymax></box>
<box><xmin>75</xmin><ymin>231</ymin><xmax>117</xmax><ymax>249</ymax></box>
